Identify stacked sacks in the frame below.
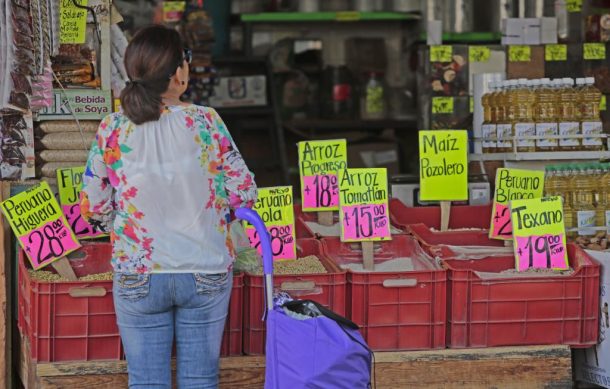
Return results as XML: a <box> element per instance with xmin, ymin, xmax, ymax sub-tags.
<box><xmin>35</xmin><ymin>120</ymin><xmax>98</xmax><ymax>186</ymax></box>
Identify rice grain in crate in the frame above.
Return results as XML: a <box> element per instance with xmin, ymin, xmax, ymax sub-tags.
<box><xmin>321</xmin><ymin>234</ymin><xmax>447</xmax><ymax>351</ymax></box>
<box><xmin>243</xmin><ymin>239</ymin><xmax>346</xmax><ymax>355</ymax></box>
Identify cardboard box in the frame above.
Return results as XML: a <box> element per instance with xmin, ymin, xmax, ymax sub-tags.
<box><xmin>506</xmin><ymin>45</ymin><xmax>545</xmax><ymax>79</ymax></box>
<box><xmin>541</xmin><ymin>17</ymin><xmax>559</xmax><ymax>44</ymax></box>
<box><xmin>502</xmin><ymin>18</ymin><xmax>527</xmax><ymax>45</ymax></box>
<box><xmin>574</xmin><ymin>250</ymin><xmax>610</xmax><ymax>388</ymax></box>
<box><xmin>209</xmin><ymin>75</ymin><xmax>267</xmax><ymax>108</ymax></box>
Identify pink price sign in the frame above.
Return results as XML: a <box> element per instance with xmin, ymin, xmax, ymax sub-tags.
<box><xmin>62</xmin><ymin>204</ymin><xmax>106</xmax><ymax>239</ymax></box>
<box><xmin>490</xmin><ymin>203</ymin><xmax>512</xmax><ymax>238</ymax></box>
<box><xmin>341</xmin><ymin>204</ymin><xmax>390</xmax><ymax>241</ymax></box>
<box><xmin>18</xmin><ymin>219</ymin><xmax>81</xmax><ymax>270</ymax></box>
<box><xmin>246</xmin><ymin>224</ymin><xmax>296</xmax><ymax>260</ymax></box>
<box><xmin>515</xmin><ymin>234</ymin><xmax>567</xmax><ymax>271</ymax></box>
<box><xmin>302</xmin><ymin>174</ymin><xmax>339</xmax><ymax>209</ymax></box>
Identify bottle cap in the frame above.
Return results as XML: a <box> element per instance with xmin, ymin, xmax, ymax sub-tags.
<box><xmin>531</xmin><ymin>79</ymin><xmax>541</xmax><ymax>87</ymax></box>
<box><xmin>586</xmin><ymin>77</ymin><xmax>595</xmax><ymax>85</ymax></box>
<box><xmin>562</xmin><ymin>77</ymin><xmax>574</xmax><ymax>86</ymax></box>
<box><xmin>541</xmin><ymin>78</ymin><xmax>551</xmax><ymax>85</ymax></box>
<box><xmin>576</xmin><ymin>78</ymin><xmax>585</xmax><ymax>86</ymax></box>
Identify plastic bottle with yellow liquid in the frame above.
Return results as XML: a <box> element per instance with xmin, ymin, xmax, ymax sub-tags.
<box><xmin>599</xmin><ymin>163</ymin><xmax>610</xmax><ymax>235</ymax></box>
<box><xmin>558</xmin><ymin>78</ymin><xmax>580</xmax><ymax>151</ymax></box>
<box><xmin>515</xmin><ymin>78</ymin><xmax>536</xmax><ymax>152</ymax></box>
<box><xmin>497</xmin><ymin>80</ymin><xmax>516</xmax><ymax>153</ymax></box>
<box><xmin>581</xmin><ymin>77</ymin><xmax>603</xmax><ymax>151</ymax></box>
<box><xmin>535</xmin><ymin>78</ymin><xmax>559</xmax><ymax>151</ymax></box>
<box><xmin>556</xmin><ymin>164</ymin><xmax>575</xmax><ymax>236</ymax></box>
<box><xmin>573</xmin><ymin>163</ymin><xmax>597</xmax><ymax>237</ymax></box>
<box><xmin>481</xmin><ymin>81</ymin><xmax>497</xmax><ymax>153</ymax></box>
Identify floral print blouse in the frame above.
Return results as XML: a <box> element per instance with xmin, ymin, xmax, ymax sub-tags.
<box><xmin>80</xmin><ymin>105</ymin><xmax>257</xmax><ymax>274</ymax></box>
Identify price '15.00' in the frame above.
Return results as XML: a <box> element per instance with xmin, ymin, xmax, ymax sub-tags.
<box><xmin>344</xmin><ymin>204</ymin><xmax>387</xmax><ymax>239</ymax></box>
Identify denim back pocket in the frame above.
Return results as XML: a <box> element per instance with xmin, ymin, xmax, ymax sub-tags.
<box><xmin>115</xmin><ymin>273</ymin><xmax>151</xmax><ymax>301</ymax></box>
<box><xmin>193</xmin><ymin>272</ymin><xmax>230</xmax><ymax>296</ymax></box>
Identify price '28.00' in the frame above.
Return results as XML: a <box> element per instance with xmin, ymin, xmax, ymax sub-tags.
<box><xmin>27</xmin><ymin>220</ymin><xmax>67</xmax><ymax>265</ymax></box>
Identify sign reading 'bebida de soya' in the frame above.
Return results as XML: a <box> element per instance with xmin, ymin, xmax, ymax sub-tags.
<box><xmin>298</xmin><ymin>139</ymin><xmax>347</xmax><ymax>212</ymax></box>
<box><xmin>1</xmin><ymin>181</ymin><xmax>81</xmax><ymax>270</ymax></box>
<box><xmin>489</xmin><ymin>168</ymin><xmax>545</xmax><ymax>240</ymax></box>
<box><xmin>418</xmin><ymin>130</ymin><xmax>469</xmax><ymax>201</ymax></box>
<box><xmin>57</xmin><ymin>166</ymin><xmax>107</xmax><ymax>239</ymax></box>
<box><xmin>244</xmin><ymin>186</ymin><xmax>297</xmax><ymax>260</ymax></box>
<box><xmin>510</xmin><ymin>196</ymin><xmax>568</xmax><ymax>271</ymax></box>
<box><xmin>338</xmin><ymin>168</ymin><xmax>391</xmax><ymax>242</ymax></box>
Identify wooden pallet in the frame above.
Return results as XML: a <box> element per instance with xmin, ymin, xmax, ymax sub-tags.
<box><xmin>19</xmin><ymin>333</ymin><xmax>573</xmax><ymax>389</ymax></box>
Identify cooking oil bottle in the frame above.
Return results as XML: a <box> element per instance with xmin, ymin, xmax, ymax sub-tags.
<box><xmin>497</xmin><ymin>80</ymin><xmax>516</xmax><ymax>153</ymax></box>
<box><xmin>573</xmin><ymin>163</ymin><xmax>597</xmax><ymax>237</ymax></box>
<box><xmin>575</xmin><ymin>78</ymin><xmax>586</xmax><ymax>150</ymax></box>
<box><xmin>558</xmin><ymin>78</ymin><xmax>580</xmax><ymax>151</ymax></box>
<box><xmin>581</xmin><ymin>77</ymin><xmax>603</xmax><ymax>151</ymax></box>
<box><xmin>597</xmin><ymin>163</ymin><xmax>610</xmax><ymax>234</ymax></box>
<box><xmin>515</xmin><ymin>78</ymin><xmax>536</xmax><ymax>152</ymax></box>
<box><xmin>482</xmin><ymin>81</ymin><xmax>497</xmax><ymax>153</ymax></box>
<box><xmin>556</xmin><ymin>164</ymin><xmax>575</xmax><ymax>235</ymax></box>
<box><xmin>535</xmin><ymin>78</ymin><xmax>559</xmax><ymax>151</ymax></box>
<box><xmin>592</xmin><ymin>163</ymin><xmax>606</xmax><ymax>228</ymax></box>
<box><xmin>544</xmin><ymin>165</ymin><xmax>558</xmax><ymax>196</ymax></box>
<box><xmin>491</xmin><ymin>80</ymin><xmax>505</xmax><ymax>153</ymax></box>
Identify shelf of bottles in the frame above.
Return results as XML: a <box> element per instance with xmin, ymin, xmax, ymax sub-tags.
<box><xmin>472</xmin><ymin>76</ymin><xmax>610</xmax><ymax>161</ymax></box>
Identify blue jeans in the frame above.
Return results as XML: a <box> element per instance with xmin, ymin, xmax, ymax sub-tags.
<box><xmin>113</xmin><ymin>272</ymin><xmax>232</xmax><ymax>388</ymax></box>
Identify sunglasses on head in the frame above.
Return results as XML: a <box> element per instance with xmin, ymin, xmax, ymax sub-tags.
<box><xmin>169</xmin><ymin>48</ymin><xmax>192</xmax><ymax>79</ymax></box>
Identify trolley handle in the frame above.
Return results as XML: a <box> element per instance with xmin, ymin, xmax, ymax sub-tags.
<box><xmin>235</xmin><ymin>208</ymin><xmax>274</xmax><ymax>311</ymax></box>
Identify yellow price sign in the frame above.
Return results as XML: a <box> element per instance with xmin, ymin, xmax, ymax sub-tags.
<box><xmin>601</xmin><ymin>95</ymin><xmax>607</xmax><ymax>111</ymax></box>
<box><xmin>419</xmin><ymin>130</ymin><xmax>469</xmax><ymax>201</ymax></box>
<box><xmin>469</xmin><ymin>97</ymin><xmax>474</xmax><ymax>113</ymax></box>
<box><xmin>338</xmin><ymin>168</ymin><xmax>391</xmax><ymax>242</ymax></box>
<box><xmin>545</xmin><ymin>44</ymin><xmax>567</xmax><ymax>61</ymax></box>
<box><xmin>336</xmin><ymin>11</ymin><xmax>361</xmax><ymax>21</ymax></box>
<box><xmin>60</xmin><ymin>0</ymin><xmax>88</xmax><ymax>44</ymax></box>
<box><xmin>489</xmin><ymin>168</ymin><xmax>545</xmax><ymax>240</ymax></box>
<box><xmin>510</xmin><ymin>196</ymin><xmax>568</xmax><ymax>271</ymax></box>
<box><xmin>244</xmin><ymin>186</ymin><xmax>297</xmax><ymax>260</ymax></box>
<box><xmin>163</xmin><ymin>1</ymin><xmax>186</xmax><ymax>22</ymax></box>
<box><xmin>0</xmin><ymin>182</ymin><xmax>81</xmax><ymax>270</ymax></box>
<box><xmin>298</xmin><ymin>139</ymin><xmax>347</xmax><ymax>212</ymax></box>
<box><xmin>509</xmin><ymin>45</ymin><xmax>532</xmax><ymax>62</ymax></box>
<box><xmin>469</xmin><ymin>46</ymin><xmax>491</xmax><ymax>62</ymax></box>
<box><xmin>584</xmin><ymin>43</ymin><xmax>606</xmax><ymax>60</ymax></box>
<box><xmin>57</xmin><ymin>167</ymin><xmax>107</xmax><ymax>239</ymax></box>
<box><xmin>567</xmin><ymin>0</ymin><xmax>582</xmax><ymax>12</ymax></box>
<box><xmin>432</xmin><ymin>97</ymin><xmax>454</xmax><ymax>114</ymax></box>
<box><xmin>430</xmin><ymin>45</ymin><xmax>453</xmax><ymax>63</ymax></box>
<box><xmin>113</xmin><ymin>99</ymin><xmax>121</xmax><ymax>112</ymax></box>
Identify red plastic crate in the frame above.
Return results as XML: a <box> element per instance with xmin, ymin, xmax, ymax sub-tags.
<box><xmin>243</xmin><ymin>238</ymin><xmax>347</xmax><ymax>355</ymax></box>
<box><xmin>18</xmin><ymin>242</ymin><xmax>245</xmax><ymax>361</ymax></box>
<box><xmin>443</xmin><ymin>243</ymin><xmax>600</xmax><ymax>348</ymax></box>
<box><xmin>221</xmin><ymin>272</ymin><xmax>244</xmax><ymax>356</ymax></box>
<box><xmin>389</xmin><ymin>198</ymin><xmax>493</xmax><ymax>230</ymax></box>
<box><xmin>321</xmin><ymin>235</ymin><xmax>447</xmax><ymax>351</ymax></box>
<box><xmin>407</xmin><ymin>223</ymin><xmax>504</xmax><ymax>248</ymax></box>
<box><xmin>18</xmin><ymin>242</ymin><xmax>122</xmax><ymax>362</ymax></box>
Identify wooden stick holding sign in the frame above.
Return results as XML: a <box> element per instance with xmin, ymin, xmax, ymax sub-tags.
<box><xmin>298</xmin><ymin>139</ymin><xmax>347</xmax><ymax>227</ymax></box>
<box><xmin>52</xmin><ymin>257</ymin><xmax>78</xmax><ymax>281</ymax></box>
<box><xmin>0</xmin><ymin>182</ymin><xmax>81</xmax><ymax>277</ymax></box>
<box><xmin>338</xmin><ymin>168</ymin><xmax>391</xmax><ymax>271</ymax></box>
<box><xmin>418</xmin><ymin>130</ymin><xmax>469</xmax><ymax>228</ymax></box>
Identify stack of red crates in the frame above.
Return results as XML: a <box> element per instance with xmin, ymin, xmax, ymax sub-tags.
<box><xmin>18</xmin><ymin>241</ymin><xmax>245</xmax><ymax>361</ymax></box>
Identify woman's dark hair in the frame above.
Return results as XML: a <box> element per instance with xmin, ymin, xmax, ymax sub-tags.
<box><xmin>120</xmin><ymin>25</ymin><xmax>184</xmax><ymax>125</ymax></box>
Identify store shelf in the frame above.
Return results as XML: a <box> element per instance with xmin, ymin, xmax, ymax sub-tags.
<box><xmin>419</xmin><ymin>32</ymin><xmax>502</xmax><ymax>43</ymax></box>
<box><xmin>470</xmin><ymin>151</ymin><xmax>610</xmax><ymax>161</ymax></box>
<box><xmin>241</xmin><ymin>11</ymin><xmax>420</xmax><ymax>23</ymax></box>
<box><xmin>284</xmin><ymin>116</ymin><xmax>417</xmax><ymax>131</ymax></box>
<box><xmin>216</xmin><ymin>106</ymin><xmax>275</xmax><ymax>116</ymax></box>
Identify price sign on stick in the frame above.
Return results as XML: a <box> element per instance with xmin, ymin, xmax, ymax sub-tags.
<box><xmin>298</xmin><ymin>139</ymin><xmax>347</xmax><ymax>212</ymax></box>
<box><xmin>419</xmin><ymin>130</ymin><xmax>468</xmax><ymax>201</ymax></box>
<box><xmin>490</xmin><ymin>168</ymin><xmax>545</xmax><ymax>240</ymax></box>
<box><xmin>510</xmin><ymin>196</ymin><xmax>568</xmax><ymax>271</ymax></box>
<box><xmin>244</xmin><ymin>186</ymin><xmax>296</xmax><ymax>260</ymax></box>
<box><xmin>1</xmin><ymin>182</ymin><xmax>81</xmax><ymax>270</ymax></box>
<box><xmin>338</xmin><ymin>168</ymin><xmax>390</xmax><ymax>242</ymax></box>
<box><xmin>57</xmin><ymin>167</ymin><xmax>107</xmax><ymax>239</ymax></box>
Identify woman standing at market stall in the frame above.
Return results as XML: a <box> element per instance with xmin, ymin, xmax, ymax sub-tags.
<box><xmin>80</xmin><ymin>25</ymin><xmax>257</xmax><ymax>388</ymax></box>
